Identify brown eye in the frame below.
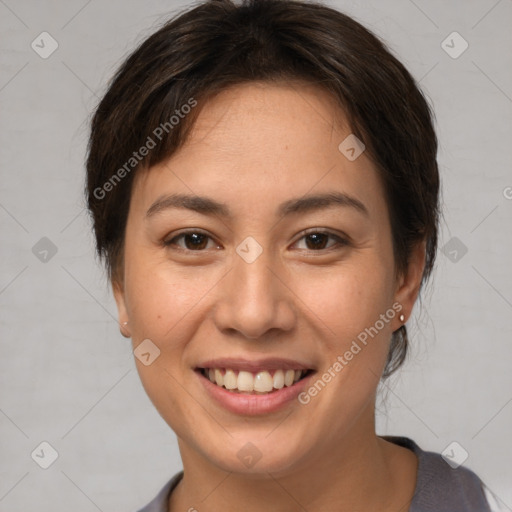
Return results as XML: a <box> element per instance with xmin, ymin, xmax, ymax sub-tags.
<box><xmin>162</xmin><ymin>229</ymin><xmax>349</xmax><ymax>253</ymax></box>
<box><xmin>164</xmin><ymin>231</ymin><xmax>218</xmax><ymax>251</ymax></box>
<box><xmin>294</xmin><ymin>230</ymin><xmax>349</xmax><ymax>251</ymax></box>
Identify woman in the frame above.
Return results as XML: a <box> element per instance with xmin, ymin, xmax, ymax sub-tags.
<box><xmin>85</xmin><ymin>0</ymin><xmax>504</xmax><ymax>510</ymax></box>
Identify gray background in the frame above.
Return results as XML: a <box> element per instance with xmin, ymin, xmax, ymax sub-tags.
<box><xmin>1</xmin><ymin>0</ymin><xmax>511</xmax><ymax>510</ymax></box>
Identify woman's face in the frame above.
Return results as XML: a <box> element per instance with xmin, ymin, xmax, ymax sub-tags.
<box><xmin>113</xmin><ymin>82</ymin><xmax>424</xmax><ymax>474</ymax></box>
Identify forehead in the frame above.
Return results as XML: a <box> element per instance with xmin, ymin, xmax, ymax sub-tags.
<box><xmin>131</xmin><ymin>82</ymin><xmax>386</xmax><ymax>223</ymax></box>
<box><xmin>181</xmin><ymin>81</ymin><xmax>348</xmax><ymax>163</ymax></box>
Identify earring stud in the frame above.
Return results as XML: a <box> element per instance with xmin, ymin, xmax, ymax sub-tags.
<box><xmin>399</xmin><ymin>314</ymin><xmax>405</xmax><ymax>322</ymax></box>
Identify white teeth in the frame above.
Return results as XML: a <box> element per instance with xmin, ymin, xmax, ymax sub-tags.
<box><xmin>204</xmin><ymin>367</ymin><xmax>309</xmax><ymax>394</ymax></box>
<box><xmin>254</xmin><ymin>371</ymin><xmax>273</xmax><ymax>392</ymax></box>
<box><xmin>237</xmin><ymin>371</ymin><xmax>254</xmax><ymax>392</ymax></box>
<box><xmin>273</xmin><ymin>369</ymin><xmax>285</xmax><ymax>389</ymax></box>
<box><xmin>224</xmin><ymin>369</ymin><xmax>238</xmax><ymax>390</ymax></box>
<box><xmin>284</xmin><ymin>369</ymin><xmax>295</xmax><ymax>386</ymax></box>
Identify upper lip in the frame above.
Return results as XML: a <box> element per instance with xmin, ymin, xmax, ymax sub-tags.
<box><xmin>195</xmin><ymin>357</ymin><xmax>316</xmax><ymax>373</ymax></box>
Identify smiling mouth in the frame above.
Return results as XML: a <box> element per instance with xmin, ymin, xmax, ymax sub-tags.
<box><xmin>196</xmin><ymin>367</ymin><xmax>315</xmax><ymax>395</ymax></box>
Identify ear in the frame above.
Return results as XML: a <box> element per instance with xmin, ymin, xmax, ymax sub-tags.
<box><xmin>393</xmin><ymin>239</ymin><xmax>426</xmax><ymax>328</ymax></box>
<box><xmin>112</xmin><ymin>278</ymin><xmax>130</xmax><ymax>338</ymax></box>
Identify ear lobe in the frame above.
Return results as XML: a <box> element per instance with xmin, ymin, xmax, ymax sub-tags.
<box><xmin>112</xmin><ymin>279</ymin><xmax>130</xmax><ymax>337</ymax></box>
<box><xmin>394</xmin><ymin>239</ymin><xmax>427</xmax><ymax>324</ymax></box>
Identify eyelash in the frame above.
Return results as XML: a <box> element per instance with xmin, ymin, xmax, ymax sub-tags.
<box><xmin>162</xmin><ymin>229</ymin><xmax>350</xmax><ymax>253</ymax></box>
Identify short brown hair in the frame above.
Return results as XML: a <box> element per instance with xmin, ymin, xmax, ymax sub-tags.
<box><xmin>85</xmin><ymin>0</ymin><xmax>440</xmax><ymax>378</ymax></box>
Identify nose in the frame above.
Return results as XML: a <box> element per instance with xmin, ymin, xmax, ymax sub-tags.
<box><xmin>213</xmin><ymin>245</ymin><xmax>296</xmax><ymax>340</ymax></box>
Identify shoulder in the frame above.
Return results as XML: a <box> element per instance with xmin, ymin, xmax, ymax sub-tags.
<box><xmin>383</xmin><ymin>435</ymin><xmax>493</xmax><ymax>512</ymax></box>
<box><xmin>135</xmin><ymin>470</ymin><xmax>184</xmax><ymax>512</ymax></box>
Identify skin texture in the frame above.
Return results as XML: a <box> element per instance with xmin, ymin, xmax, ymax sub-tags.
<box><xmin>113</xmin><ymin>82</ymin><xmax>425</xmax><ymax>511</ymax></box>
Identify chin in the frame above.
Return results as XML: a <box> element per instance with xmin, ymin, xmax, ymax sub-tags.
<box><xmin>203</xmin><ymin>434</ymin><xmax>311</xmax><ymax>476</ymax></box>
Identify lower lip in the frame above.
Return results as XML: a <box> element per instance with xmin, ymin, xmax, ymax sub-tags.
<box><xmin>195</xmin><ymin>369</ymin><xmax>316</xmax><ymax>416</ymax></box>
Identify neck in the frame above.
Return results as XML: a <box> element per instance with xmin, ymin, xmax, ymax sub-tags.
<box><xmin>169</xmin><ymin>411</ymin><xmax>417</xmax><ymax>512</ymax></box>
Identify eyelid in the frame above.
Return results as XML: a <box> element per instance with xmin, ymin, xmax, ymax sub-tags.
<box><xmin>292</xmin><ymin>228</ymin><xmax>350</xmax><ymax>250</ymax></box>
<box><xmin>163</xmin><ymin>228</ymin><xmax>350</xmax><ymax>252</ymax></box>
<box><xmin>163</xmin><ymin>228</ymin><xmax>220</xmax><ymax>249</ymax></box>
<box><xmin>298</xmin><ymin>227</ymin><xmax>350</xmax><ymax>241</ymax></box>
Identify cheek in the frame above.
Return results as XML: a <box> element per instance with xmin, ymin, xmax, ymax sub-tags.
<box><xmin>124</xmin><ymin>248</ymin><xmax>219</xmax><ymax>347</ymax></box>
<box><xmin>294</xmin><ymin>260</ymin><xmax>393</xmax><ymax>334</ymax></box>
<box><xmin>293</xmin><ymin>259</ymin><xmax>396</xmax><ymax>391</ymax></box>
<box><xmin>295</xmin><ymin>264</ymin><xmax>395</xmax><ymax>412</ymax></box>
<box><xmin>123</xmin><ymin>255</ymin><xmax>214</xmax><ymax>421</ymax></box>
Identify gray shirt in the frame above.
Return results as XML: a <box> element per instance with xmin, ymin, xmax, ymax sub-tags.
<box><xmin>136</xmin><ymin>436</ymin><xmax>499</xmax><ymax>512</ymax></box>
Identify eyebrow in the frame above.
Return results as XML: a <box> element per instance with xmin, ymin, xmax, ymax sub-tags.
<box><xmin>145</xmin><ymin>191</ymin><xmax>369</xmax><ymax>220</ymax></box>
